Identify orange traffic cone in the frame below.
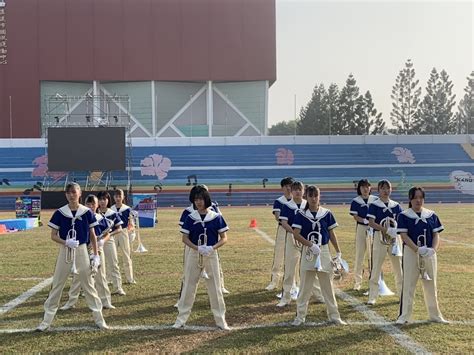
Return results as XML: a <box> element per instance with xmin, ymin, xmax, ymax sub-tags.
<box><xmin>249</xmin><ymin>218</ymin><xmax>257</xmax><ymax>228</ymax></box>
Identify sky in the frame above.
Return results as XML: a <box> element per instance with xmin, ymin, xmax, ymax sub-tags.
<box><xmin>268</xmin><ymin>0</ymin><xmax>473</xmax><ymax>128</ymax></box>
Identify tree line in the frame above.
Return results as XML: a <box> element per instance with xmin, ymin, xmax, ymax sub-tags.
<box><xmin>269</xmin><ymin>59</ymin><xmax>473</xmax><ymax>135</ymax></box>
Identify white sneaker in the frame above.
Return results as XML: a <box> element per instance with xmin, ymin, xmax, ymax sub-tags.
<box><xmin>222</xmin><ymin>287</ymin><xmax>230</xmax><ymax>295</ymax></box>
<box><xmin>173</xmin><ymin>301</ymin><xmax>179</xmax><ymax>308</ymax></box>
<box><xmin>265</xmin><ymin>283</ymin><xmax>277</xmax><ymax>291</ymax></box>
<box><xmin>291</xmin><ymin>319</ymin><xmax>304</xmax><ymax>326</ymax></box>
<box><xmin>96</xmin><ymin>322</ymin><xmax>110</xmax><ymax>330</ymax></box>
<box><xmin>112</xmin><ymin>289</ymin><xmax>126</xmax><ymax>296</ymax></box>
<box><xmin>395</xmin><ymin>318</ymin><xmax>407</xmax><ymax>325</ymax></box>
<box><xmin>313</xmin><ymin>296</ymin><xmax>325</xmax><ymax>304</ymax></box>
<box><xmin>126</xmin><ymin>280</ymin><xmax>137</xmax><ymax>285</ymax></box>
<box><xmin>201</xmin><ymin>270</ymin><xmax>210</xmax><ymax>279</ymax></box>
<box><xmin>59</xmin><ymin>303</ymin><xmax>75</xmax><ymax>311</ymax></box>
<box><xmin>102</xmin><ymin>304</ymin><xmax>116</xmax><ymax>310</ymax></box>
<box><xmin>276</xmin><ymin>292</ymin><xmax>283</xmax><ymax>299</ymax></box>
<box><xmin>276</xmin><ymin>300</ymin><xmax>289</xmax><ymax>307</ymax></box>
<box><xmin>218</xmin><ymin>324</ymin><xmax>231</xmax><ymax>331</ymax></box>
<box><xmin>290</xmin><ymin>287</ymin><xmax>299</xmax><ymax>300</ymax></box>
<box><xmin>172</xmin><ymin>321</ymin><xmax>184</xmax><ymax>329</ymax></box>
<box><xmin>332</xmin><ymin>319</ymin><xmax>347</xmax><ymax>325</ymax></box>
<box><xmin>35</xmin><ymin>322</ymin><xmax>50</xmax><ymax>332</ymax></box>
<box><xmin>366</xmin><ymin>300</ymin><xmax>376</xmax><ymax>306</ymax></box>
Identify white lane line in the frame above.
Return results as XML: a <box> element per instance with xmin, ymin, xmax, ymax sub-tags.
<box><xmin>1</xmin><ymin>320</ymin><xmax>472</xmax><ymax>334</ymax></box>
<box><xmin>252</xmin><ymin>228</ymin><xmax>276</xmax><ymax>245</ymax></box>
<box><xmin>440</xmin><ymin>238</ymin><xmax>474</xmax><ymax>248</ymax></box>
<box><xmin>0</xmin><ymin>277</ymin><xmax>53</xmax><ymax>316</ymax></box>
<box><xmin>252</xmin><ymin>227</ymin><xmax>430</xmax><ymax>355</ymax></box>
<box><xmin>12</xmin><ymin>277</ymin><xmax>44</xmax><ymax>281</ymax></box>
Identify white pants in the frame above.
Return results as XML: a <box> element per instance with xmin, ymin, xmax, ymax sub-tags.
<box><xmin>64</xmin><ymin>247</ymin><xmax>112</xmax><ymax>308</ymax></box>
<box><xmin>115</xmin><ymin>229</ymin><xmax>134</xmax><ymax>283</ymax></box>
<box><xmin>353</xmin><ymin>224</ymin><xmax>369</xmax><ymax>289</ymax></box>
<box><xmin>41</xmin><ymin>244</ymin><xmax>105</xmax><ymax>327</ymax></box>
<box><xmin>397</xmin><ymin>246</ymin><xmax>444</xmax><ymax>323</ymax></box>
<box><xmin>104</xmin><ymin>237</ymin><xmax>123</xmax><ymax>292</ymax></box>
<box><xmin>281</xmin><ymin>232</ymin><xmax>301</xmax><ymax>303</ymax></box>
<box><xmin>368</xmin><ymin>231</ymin><xmax>403</xmax><ymax>302</ymax></box>
<box><xmin>175</xmin><ymin>248</ymin><xmax>227</xmax><ymax>328</ymax></box>
<box><xmin>269</xmin><ymin>225</ymin><xmax>286</xmax><ymax>286</ymax></box>
<box><xmin>296</xmin><ymin>244</ymin><xmax>341</xmax><ymax>322</ymax></box>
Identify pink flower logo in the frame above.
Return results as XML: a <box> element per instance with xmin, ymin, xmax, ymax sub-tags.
<box><xmin>276</xmin><ymin>148</ymin><xmax>294</xmax><ymax>165</ymax></box>
<box><xmin>391</xmin><ymin>147</ymin><xmax>416</xmax><ymax>164</ymax></box>
<box><xmin>32</xmin><ymin>155</ymin><xmax>67</xmax><ymax>182</ymax></box>
<box><xmin>140</xmin><ymin>154</ymin><xmax>172</xmax><ymax>180</ymax></box>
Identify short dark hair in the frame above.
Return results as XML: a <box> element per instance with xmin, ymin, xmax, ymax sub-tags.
<box><xmin>84</xmin><ymin>194</ymin><xmax>98</xmax><ymax>205</ymax></box>
<box><xmin>377</xmin><ymin>179</ymin><xmax>391</xmax><ymax>190</ymax></box>
<box><xmin>304</xmin><ymin>185</ymin><xmax>320</xmax><ymax>210</ymax></box>
<box><xmin>65</xmin><ymin>182</ymin><xmax>81</xmax><ymax>193</ymax></box>
<box><xmin>189</xmin><ymin>184</ymin><xmax>209</xmax><ymax>204</ymax></box>
<box><xmin>97</xmin><ymin>191</ymin><xmax>112</xmax><ymax>207</ymax></box>
<box><xmin>193</xmin><ymin>189</ymin><xmax>212</xmax><ymax>209</ymax></box>
<box><xmin>356</xmin><ymin>179</ymin><xmax>371</xmax><ymax>196</ymax></box>
<box><xmin>408</xmin><ymin>186</ymin><xmax>425</xmax><ymax>208</ymax></box>
<box><xmin>280</xmin><ymin>177</ymin><xmax>294</xmax><ymax>187</ymax></box>
<box><xmin>114</xmin><ymin>189</ymin><xmax>126</xmax><ymax>203</ymax></box>
<box><xmin>291</xmin><ymin>181</ymin><xmax>304</xmax><ymax>191</ymax></box>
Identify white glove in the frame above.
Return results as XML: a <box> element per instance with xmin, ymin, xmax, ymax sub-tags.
<box><xmin>98</xmin><ymin>239</ymin><xmax>105</xmax><ymax>248</ymax></box>
<box><xmin>198</xmin><ymin>245</ymin><xmax>208</xmax><ymax>255</ymax></box>
<box><xmin>205</xmin><ymin>245</ymin><xmax>214</xmax><ymax>256</ymax></box>
<box><xmin>425</xmin><ymin>248</ymin><xmax>436</xmax><ymax>257</ymax></box>
<box><xmin>335</xmin><ymin>252</ymin><xmax>342</xmax><ymax>262</ymax></box>
<box><xmin>363</xmin><ymin>218</ymin><xmax>369</xmax><ymax>225</ymax></box>
<box><xmin>129</xmin><ymin>231</ymin><xmax>136</xmax><ymax>243</ymax></box>
<box><xmin>91</xmin><ymin>254</ymin><xmax>101</xmax><ymax>269</ymax></box>
<box><xmin>418</xmin><ymin>246</ymin><xmax>429</xmax><ymax>256</ymax></box>
<box><xmin>387</xmin><ymin>227</ymin><xmax>398</xmax><ymax>238</ymax></box>
<box><xmin>309</xmin><ymin>243</ymin><xmax>320</xmax><ymax>255</ymax></box>
<box><xmin>65</xmin><ymin>239</ymin><xmax>79</xmax><ymax>249</ymax></box>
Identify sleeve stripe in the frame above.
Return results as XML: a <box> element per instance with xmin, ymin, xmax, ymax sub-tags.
<box><xmin>90</xmin><ymin>221</ymin><xmax>99</xmax><ymax>227</ymax></box>
<box><xmin>48</xmin><ymin>222</ymin><xmax>59</xmax><ymax>230</ymax></box>
<box><xmin>180</xmin><ymin>228</ymin><xmax>190</xmax><ymax>235</ymax></box>
<box><xmin>349</xmin><ymin>211</ymin><xmax>358</xmax><ymax>215</ymax></box>
<box><xmin>433</xmin><ymin>226</ymin><xmax>444</xmax><ymax>233</ymax></box>
<box><xmin>397</xmin><ymin>228</ymin><xmax>408</xmax><ymax>233</ymax></box>
<box><xmin>366</xmin><ymin>214</ymin><xmax>375</xmax><ymax>219</ymax></box>
<box><xmin>178</xmin><ymin>221</ymin><xmax>184</xmax><ymax>226</ymax></box>
<box><xmin>328</xmin><ymin>223</ymin><xmax>338</xmax><ymax>230</ymax></box>
<box><xmin>218</xmin><ymin>227</ymin><xmax>229</xmax><ymax>233</ymax></box>
<box><xmin>279</xmin><ymin>216</ymin><xmax>288</xmax><ymax>221</ymax></box>
<box><xmin>291</xmin><ymin>224</ymin><xmax>302</xmax><ymax>229</ymax></box>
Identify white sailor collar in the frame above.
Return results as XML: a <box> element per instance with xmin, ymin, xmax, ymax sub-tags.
<box><xmin>277</xmin><ymin>195</ymin><xmax>291</xmax><ymax>205</ymax></box>
<box><xmin>300</xmin><ymin>206</ymin><xmax>330</xmax><ymax>220</ymax></box>
<box><xmin>189</xmin><ymin>209</ymin><xmax>219</xmax><ymax>223</ymax></box>
<box><xmin>286</xmin><ymin>199</ymin><xmax>307</xmax><ymax>211</ymax></box>
<box><xmin>353</xmin><ymin>195</ymin><xmax>378</xmax><ymax>207</ymax></box>
<box><xmin>59</xmin><ymin>204</ymin><xmax>90</xmax><ymax>219</ymax></box>
<box><xmin>371</xmin><ymin>198</ymin><xmax>399</xmax><ymax>212</ymax></box>
<box><xmin>102</xmin><ymin>208</ymin><xmax>116</xmax><ymax>218</ymax></box>
<box><xmin>185</xmin><ymin>204</ymin><xmax>195</xmax><ymax>213</ymax></box>
<box><xmin>95</xmin><ymin>213</ymin><xmax>105</xmax><ymax>222</ymax></box>
<box><xmin>401</xmin><ymin>208</ymin><xmax>434</xmax><ymax>224</ymax></box>
<box><xmin>111</xmin><ymin>204</ymin><xmax>131</xmax><ymax>213</ymax></box>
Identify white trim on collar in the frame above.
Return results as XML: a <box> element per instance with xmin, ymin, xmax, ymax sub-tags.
<box><xmin>277</xmin><ymin>195</ymin><xmax>291</xmax><ymax>205</ymax></box>
<box><xmin>371</xmin><ymin>198</ymin><xmax>399</xmax><ymax>212</ymax></box>
<box><xmin>103</xmin><ymin>208</ymin><xmax>116</xmax><ymax>218</ymax></box>
<box><xmin>301</xmin><ymin>206</ymin><xmax>330</xmax><ymax>220</ymax></box>
<box><xmin>189</xmin><ymin>209</ymin><xmax>219</xmax><ymax>223</ymax></box>
<box><xmin>58</xmin><ymin>204</ymin><xmax>90</xmax><ymax>219</ymax></box>
<box><xmin>286</xmin><ymin>199</ymin><xmax>307</xmax><ymax>211</ymax></box>
<box><xmin>95</xmin><ymin>213</ymin><xmax>104</xmax><ymax>222</ymax></box>
<box><xmin>401</xmin><ymin>208</ymin><xmax>434</xmax><ymax>224</ymax></box>
<box><xmin>111</xmin><ymin>204</ymin><xmax>131</xmax><ymax>213</ymax></box>
<box><xmin>185</xmin><ymin>204</ymin><xmax>194</xmax><ymax>213</ymax></box>
<box><xmin>353</xmin><ymin>195</ymin><xmax>378</xmax><ymax>207</ymax></box>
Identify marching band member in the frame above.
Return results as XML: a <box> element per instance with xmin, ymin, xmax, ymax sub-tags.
<box><xmin>277</xmin><ymin>181</ymin><xmax>323</xmax><ymax>307</ymax></box>
<box><xmin>265</xmin><ymin>177</ymin><xmax>294</xmax><ymax>291</ymax></box>
<box><xmin>60</xmin><ymin>194</ymin><xmax>121</xmax><ymax>310</ymax></box>
<box><xmin>173</xmin><ymin>188</ymin><xmax>230</xmax><ymax>330</ymax></box>
<box><xmin>111</xmin><ymin>189</ymin><xmax>136</xmax><ymax>285</ymax></box>
<box><xmin>178</xmin><ymin>185</ymin><xmax>229</xmax><ymax>297</ymax></box>
<box><xmin>36</xmin><ymin>183</ymin><xmax>107</xmax><ymax>331</ymax></box>
<box><xmin>349</xmin><ymin>179</ymin><xmax>378</xmax><ymax>291</ymax></box>
<box><xmin>366</xmin><ymin>179</ymin><xmax>403</xmax><ymax>305</ymax></box>
<box><xmin>291</xmin><ymin>185</ymin><xmax>346</xmax><ymax>326</ymax></box>
<box><xmin>396</xmin><ymin>187</ymin><xmax>449</xmax><ymax>324</ymax></box>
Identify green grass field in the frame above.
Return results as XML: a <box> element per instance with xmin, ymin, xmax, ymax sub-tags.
<box><xmin>0</xmin><ymin>204</ymin><xmax>473</xmax><ymax>353</ymax></box>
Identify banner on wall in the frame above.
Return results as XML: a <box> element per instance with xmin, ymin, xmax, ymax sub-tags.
<box><xmin>449</xmin><ymin>170</ymin><xmax>474</xmax><ymax>195</ymax></box>
<box><xmin>131</xmin><ymin>194</ymin><xmax>157</xmax><ymax>228</ymax></box>
<box><xmin>15</xmin><ymin>196</ymin><xmax>41</xmax><ymax>219</ymax></box>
